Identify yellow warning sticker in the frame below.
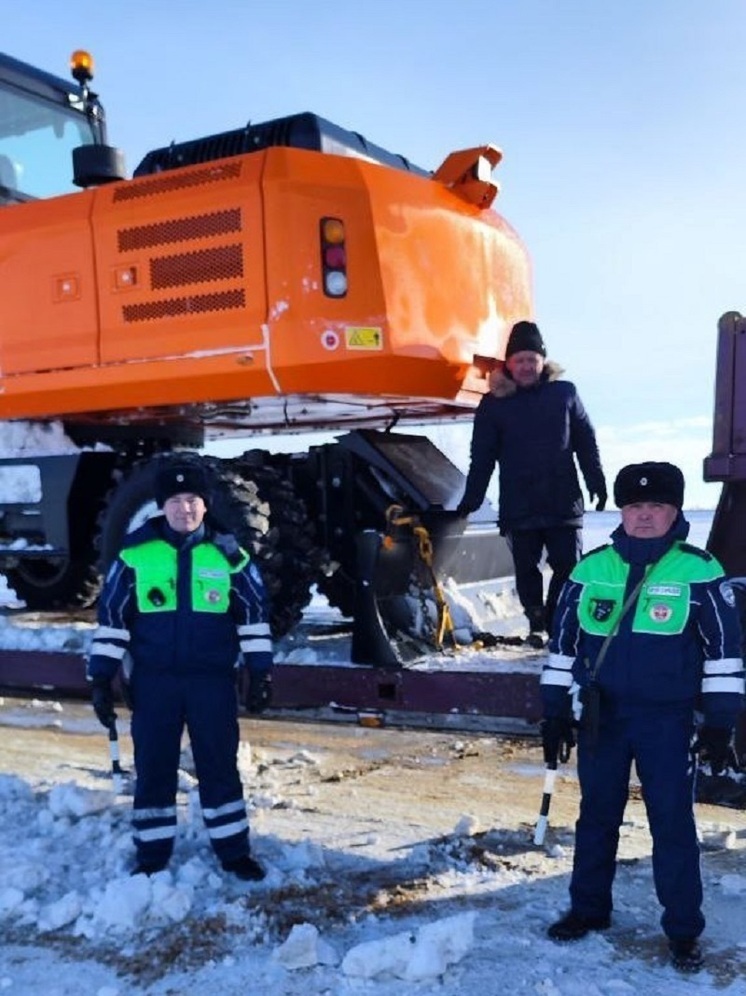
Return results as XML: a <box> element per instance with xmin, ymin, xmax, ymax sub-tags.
<box><xmin>344</xmin><ymin>327</ymin><xmax>384</xmax><ymax>350</ymax></box>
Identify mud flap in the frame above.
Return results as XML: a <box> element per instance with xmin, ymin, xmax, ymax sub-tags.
<box><xmin>351</xmin><ymin>530</ymin><xmax>401</xmax><ymax>668</ymax></box>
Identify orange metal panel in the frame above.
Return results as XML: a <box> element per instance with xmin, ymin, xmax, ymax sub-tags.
<box><xmin>260</xmin><ymin>148</ymin><xmax>531</xmax><ymax>399</ymax></box>
<box><xmin>92</xmin><ymin>156</ymin><xmax>268</xmax><ymax>363</ymax></box>
<box><xmin>0</xmin><ymin>351</ymin><xmax>276</xmax><ymax>420</ymax></box>
<box><xmin>0</xmin><ymin>191</ymin><xmax>99</xmax><ymax>375</ymax></box>
<box><xmin>261</xmin><ymin>148</ymin><xmax>389</xmax><ymax>395</ymax></box>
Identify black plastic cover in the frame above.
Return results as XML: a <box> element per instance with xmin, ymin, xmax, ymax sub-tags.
<box><xmin>134</xmin><ymin>111</ymin><xmax>429</xmax><ymax>178</ymax></box>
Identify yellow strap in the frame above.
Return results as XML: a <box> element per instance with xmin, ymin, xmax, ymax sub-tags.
<box><xmin>384</xmin><ymin>505</ymin><xmax>457</xmax><ymax>649</ymax></box>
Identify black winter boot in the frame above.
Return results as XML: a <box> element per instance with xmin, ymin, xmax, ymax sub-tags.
<box><xmin>526</xmin><ymin>606</ymin><xmax>547</xmax><ymax>648</ymax></box>
<box><xmin>221</xmin><ymin>854</ymin><xmax>266</xmax><ymax>881</ymax></box>
<box><xmin>547</xmin><ymin>910</ymin><xmax>611</xmax><ymax>941</ymax></box>
<box><xmin>131</xmin><ymin>858</ymin><xmax>169</xmax><ymax>877</ymax></box>
<box><xmin>669</xmin><ymin>938</ymin><xmax>704</xmax><ymax>972</ymax></box>
<box><xmin>526</xmin><ymin>606</ymin><xmax>546</xmax><ymax>632</ymax></box>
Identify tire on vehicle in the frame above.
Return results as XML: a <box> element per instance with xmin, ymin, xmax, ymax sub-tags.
<box><xmin>207</xmin><ymin>451</ymin><xmax>324</xmax><ymax>638</ymax></box>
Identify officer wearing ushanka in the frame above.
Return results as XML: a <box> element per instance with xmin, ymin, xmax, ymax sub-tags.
<box><xmin>87</xmin><ymin>458</ymin><xmax>272</xmax><ymax>880</ymax></box>
<box><xmin>540</xmin><ymin>461</ymin><xmax>745</xmax><ymax>972</ymax></box>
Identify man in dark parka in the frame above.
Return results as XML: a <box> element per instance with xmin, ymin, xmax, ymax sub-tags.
<box><xmin>458</xmin><ymin>320</ymin><xmax>607</xmax><ymax>640</ymax></box>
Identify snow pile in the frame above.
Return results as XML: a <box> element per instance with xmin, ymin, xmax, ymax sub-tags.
<box><xmin>0</xmin><ymin>736</ymin><xmax>506</xmax><ymax>993</ymax></box>
<box><xmin>0</xmin><ymin>419</ymin><xmax>83</xmax><ymax>459</ymax></box>
<box><xmin>273</xmin><ymin>922</ymin><xmax>338</xmax><ymax>969</ymax></box>
<box><xmin>0</xmin><ymin>610</ymin><xmax>92</xmax><ymax>653</ymax></box>
<box><xmin>341</xmin><ymin>911</ymin><xmax>476</xmax><ymax>980</ymax></box>
<box><xmin>0</xmin><ymin>573</ymin><xmax>21</xmax><ymax>607</ymax></box>
<box><xmin>407</xmin><ymin>575</ymin><xmax>525</xmax><ymax>644</ymax></box>
<box><xmin>0</xmin><ymin>723</ymin><xmax>509</xmax><ymax>993</ymax></box>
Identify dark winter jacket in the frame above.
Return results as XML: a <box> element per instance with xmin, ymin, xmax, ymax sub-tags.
<box><xmin>541</xmin><ymin>514</ymin><xmax>745</xmax><ymax>728</ymax></box>
<box><xmin>459</xmin><ymin>361</ymin><xmax>605</xmax><ymax>532</ymax></box>
<box><xmin>87</xmin><ymin>516</ymin><xmax>272</xmax><ymax>683</ymax></box>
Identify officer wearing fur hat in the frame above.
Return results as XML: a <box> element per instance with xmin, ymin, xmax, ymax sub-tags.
<box><xmin>458</xmin><ymin>320</ymin><xmax>607</xmax><ymax>643</ymax></box>
<box><xmin>87</xmin><ymin>456</ymin><xmax>272</xmax><ymax>881</ymax></box>
<box><xmin>540</xmin><ymin>461</ymin><xmax>745</xmax><ymax>972</ymax></box>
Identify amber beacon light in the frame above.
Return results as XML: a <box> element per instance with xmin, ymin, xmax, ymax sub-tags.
<box><xmin>70</xmin><ymin>50</ymin><xmax>95</xmax><ymax>85</ymax></box>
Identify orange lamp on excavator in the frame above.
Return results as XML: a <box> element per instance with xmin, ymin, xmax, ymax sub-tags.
<box><xmin>70</xmin><ymin>50</ymin><xmax>95</xmax><ymax>86</ymax></box>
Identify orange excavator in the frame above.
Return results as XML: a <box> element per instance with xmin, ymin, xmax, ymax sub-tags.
<box><xmin>0</xmin><ymin>50</ymin><xmax>532</xmax><ymax>666</ymax></box>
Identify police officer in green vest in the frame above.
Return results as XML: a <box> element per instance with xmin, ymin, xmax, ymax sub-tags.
<box><xmin>540</xmin><ymin>461</ymin><xmax>745</xmax><ymax>972</ymax></box>
<box><xmin>87</xmin><ymin>457</ymin><xmax>273</xmax><ymax>881</ymax></box>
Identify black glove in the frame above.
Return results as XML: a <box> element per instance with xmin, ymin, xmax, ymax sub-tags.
<box><xmin>696</xmin><ymin>725</ymin><xmax>733</xmax><ymax>775</ymax></box>
<box><xmin>540</xmin><ymin>716</ymin><xmax>575</xmax><ymax>765</ymax></box>
<box><xmin>456</xmin><ymin>501</ymin><xmax>479</xmax><ymax>517</ymax></box>
<box><xmin>245</xmin><ymin>673</ymin><xmax>272</xmax><ymax>714</ymax></box>
<box><xmin>590</xmin><ymin>487</ymin><xmax>607</xmax><ymax>512</ymax></box>
<box><xmin>91</xmin><ymin>677</ymin><xmax>117</xmax><ymax>730</ymax></box>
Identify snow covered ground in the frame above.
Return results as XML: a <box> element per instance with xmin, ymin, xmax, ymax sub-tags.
<box><xmin>1</xmin><ymin>697</ymin><xmax>746</xmax><ymax>995</ymax></box>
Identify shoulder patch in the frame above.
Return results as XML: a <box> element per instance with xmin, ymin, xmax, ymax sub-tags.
<box><xmin>719</xmin><ymin>580</ymin><xmax>737</xmax><ymax>608</ymax></box>
<box><xmin>678</xmin><ymin>542</ymin><xmax>713</xmax><ymax>561</ymax></box>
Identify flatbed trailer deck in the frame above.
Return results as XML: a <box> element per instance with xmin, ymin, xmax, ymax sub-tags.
<box><xmin>0</xmin><ymin>607</ymin><xmax>543</xmax><ymax>734</ymax></box>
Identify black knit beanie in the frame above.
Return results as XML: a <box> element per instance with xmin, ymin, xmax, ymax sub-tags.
<box><xmin>505</xmin><ymin>320</ymin><xmax>547</xmax><ymax>359</ymax></box>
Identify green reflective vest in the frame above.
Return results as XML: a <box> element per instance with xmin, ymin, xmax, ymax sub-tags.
<box><xmin>121</xmin><ymin>538</ymin><xmax>249</xmax><ymax>615</ymax></box>
<box><xmin>573</xmin><ymin>541</ymin><xmax>722</xmax><ymax>638</ymax></box>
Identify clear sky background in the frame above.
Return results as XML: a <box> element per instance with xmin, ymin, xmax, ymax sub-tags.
<box><xmin>5</xmin><ymin>0</ymin><xmax>746</xmax><ymax>508</ymax></box>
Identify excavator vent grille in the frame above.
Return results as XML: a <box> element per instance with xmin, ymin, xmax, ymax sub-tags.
<box><xmin>122</xmin><ymin>289</ymin><xmax>246</xmax><ymax>323</ymax></box>
<box><xmin>118</xmin><ymin>209</ymin><xmax>241</xmax><ymax>251</ymax></box>
<box><xmin>151</xmin><ymin>245</ymin><xmax>243</xmax><ymax>289</ymax></box>
<box><xmin>112</xmin><ymin>161</ymin><xmax>242</xmax><ymax>202</ymax></box>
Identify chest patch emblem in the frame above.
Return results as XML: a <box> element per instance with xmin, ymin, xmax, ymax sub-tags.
<box><xmin>591</xmin><ymin>598</ymin><xmax>616</xmax><ymax>621</ymax></box>
<box><xmin>650</xmin><ymin>602</ymin><xmax>673</xmax><ymax>623</ymax></box>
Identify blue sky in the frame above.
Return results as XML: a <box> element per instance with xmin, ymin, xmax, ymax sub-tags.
<box><xmin>6</xmin><ymin>1</ymin><xmax>746</xmax><ymax>507</ymax></box>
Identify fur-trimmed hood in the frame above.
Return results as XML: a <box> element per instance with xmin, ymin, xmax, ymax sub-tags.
<box><xmin>488</xmin><ymin>359</ymin><xmax>565</xmax><ymax>398</ymax></box>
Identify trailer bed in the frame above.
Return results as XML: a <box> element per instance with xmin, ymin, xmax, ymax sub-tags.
<box><xmin>0</xmin><ymin>604</ymin><xmax>543</xmax><ymax>734</ymax></box>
